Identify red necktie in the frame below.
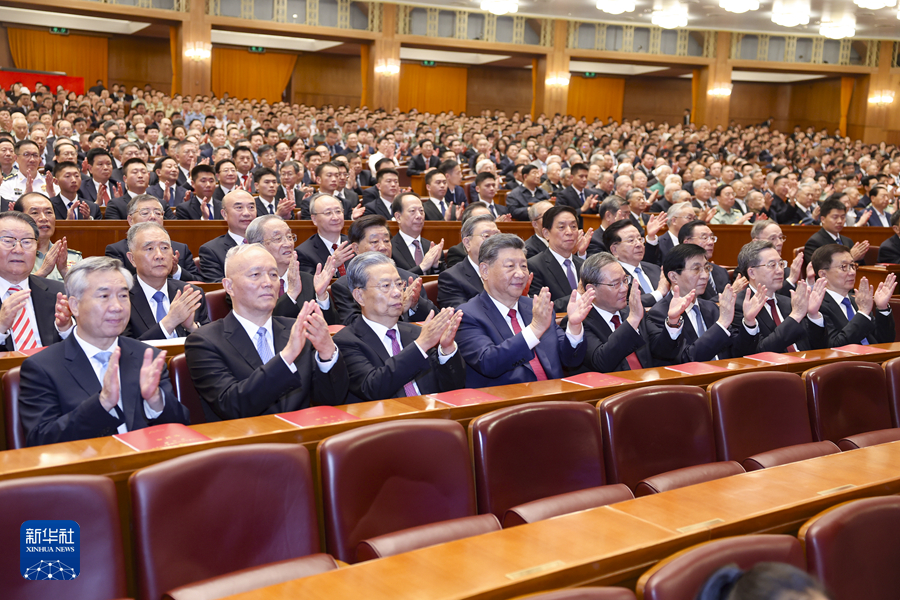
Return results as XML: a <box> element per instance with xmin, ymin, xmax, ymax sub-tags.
<box><xmin>332</xmin><ymin>243</ymin><xmax>346</xmax><ymax>276</ymax></box>
<box><xmin>767</xmin><ymin>298</ymin><xmax>799</xmax><ymax>353</ymax></box>
<box><xmin>278</xmin><ymin>279</ymin><xmax>285</xmax><ymax>297</ymax></box>
<box><xmin>8</xmin><ymin>286</ymin><xmax>39</xmax><ymax>351</ymax></box>
<box><xmin>507</xmin><ymin>308</ymin><xmax>548</xmax><ymax>381</ymax></box>
<box><xmin>610</xmin><ymin>314</ymin><xmax>644</xmax><ymax>370</ymax></box>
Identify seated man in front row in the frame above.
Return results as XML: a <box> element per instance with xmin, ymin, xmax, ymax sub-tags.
<box><xmin>455</xmin><ymin>234</ymin><xmax>594</xmax><ymax>388</ymax></box>
<box><xmin>19</xmin><ymin>257</ymin><xmax>190</xmax><ymax>447</ymax></box>
<box><xmin>185</xmin><ymin>244</ymin><xmax>349</xmax><ymax>421</ymax></box>
<box><xmin>333</xmin><ymin>251</ymin><xmax>465</xmax><ymax>403</ymax></box>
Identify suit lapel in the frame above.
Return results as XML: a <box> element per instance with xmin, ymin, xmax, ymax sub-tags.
<box><xmin>118</xmin><ymin>339</ymin><xmax>142</xmax><ymax>431</ymax></box>
<box><xmin>223</xmin><ymin>313</ymin><xmax>263</xmax><ymax>370</ymax></box>
<box><xmin>63</xmin><ymin>335</ymin><xmax>102</xmax><ymax>397</ymax></box>
<box><xmin>29</xmin><ymin>276</ymin><xmax>55</xmax><ymax>346</ymax></box>
<box><xmin>393</xmin><ymin>237</ymin><xmax>415</xmax><ymax>268</ymax></box>
<box><xmin>130</xmin><ymin>286</ymin><xmax>157</xmax><ymax>333</ymax></box>
<box><xmin>479</xmin><ymin>292</ymin><xmax>513</xmax><ymax>341</ymax></box>
<box><xmin>354</xmin><ymin>319</ymin><xmax>392</xmax><ymax>364</ymax></box>
<box><xmin>543</xmin><ymin>252</ymin><xmax>573</xmax><ymax>294</ymax></box>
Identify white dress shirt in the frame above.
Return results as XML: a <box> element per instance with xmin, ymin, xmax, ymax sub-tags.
<box><xmin>486</xmin><ymin>293</ymin><xmax>583</xmax><ymax>349</ymax></box>
<box><xmin>136</xmin><ymin>276</ymin><xmax>176</xmax><ymax>339</ymax></box>
<box><xmin>231</xmin><ymin>310</ymin><xmax>339</xmax><ymax>373</ymax></box>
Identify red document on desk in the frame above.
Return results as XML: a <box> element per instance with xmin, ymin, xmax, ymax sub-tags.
<box><xmin>562</xmin><ymin>372</ymin><xmax>632</xmax><ymax>388</ymax></box>
<box><xmin>427</xmin><ymin>389</ymin><xmax>502</xmax><ymax>406</ymax></box>
<box><xmin>745</xmin><ymin>352</ymin><xmax>807</xmax><ymax>365</ymax></box>
<box><xmin>833</xmin><ymin>344</ymin><xmax>885</xmax><ymax>355</ymax></box>
<box><xmin>327</xmin><ymin>325</ymin><xmax>345</xmax><ymax>335</ymax></box>
<box><xmin>664</xmin><ymin>362</ymin><xmax>728</xmax><ymax>375</ymax></box>
<box><xmin>113</xmin><ymin>423</ymin><xmax>211</xmax><ymax>451</ymax></box>
<box><xmin>276</xmin><ymin>406</ymin><xmax>359</xmax><ymax>428</ymax></box>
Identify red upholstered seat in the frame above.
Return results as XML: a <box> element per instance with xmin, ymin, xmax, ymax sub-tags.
<box><xmin>637</xmin><ymin>535</ymin><xmax>804</xmax><ymax>600</ymax></box>
<box><xmin>2</xmin><ymin>366</ymin><xmax>24</xmax><ymax>450</ymax></box>
<box><xmin>804</xmin><ymin>361</ymin><xmax>900</xmax><ymax>450</ymax></box>
<box><xmin>356</xmin><ymin>513</ymin><xmax>501</xmax><ymax>561</ymax></box>
<box><xmin>800</xmin><ymin>496</ymin><xmax>900</xmax><ymax>600</ymax></box>
<box><xmin>205</xmin><ymin>288</ymin><xmax>229</xmax><ymax>322</ymax></box>
<box><xmin>130</xmin><ymin>444</ymin><xmax>319</xmax><ymax>600</ymax></box>
<box><xmin>318</xmin><ymin>419</ymin><xmax>478</xmax><ymax>563</ymax></box>
<box><xmin>709</xmin><ymin>372</ymin><xmax>840</xmax><ymax>470</ymax></box>
<box><xmin>598</xmin><ymin>385</ymin><xmax>744</xmax><ymax>495</ymax></box>
<box><xmin>169</xmin><ymin>353</ymin><xmax>206</xmax><ymax>425</ymax></box>
<box><xmin>0</xmin><ymin>475</ymin><xmax>127</xmax><ymax>600</ymax></box>
<box><xmin>423</xmin><ymin>279</ymin><xmax>439</xmax><ymax>306</ymax></box>
<box><xmin>880</xmin><ymin>357</ymin><xmax>900</xmax><ymax>427</ymax></box>
<box><xmin>503</xmin><ymin>485</ymin><xmax>635</xmax><ymax>528</ymax></box>
<box><xmin>469</xmin><ymin>401</ymin><xmax>632</xmax><ymax>525</ymax></box>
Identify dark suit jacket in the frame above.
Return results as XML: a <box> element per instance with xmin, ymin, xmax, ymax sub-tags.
<box><xmin>333</xmin><ymin>318</ymin><xmax>465</xmax><ymax>403</ymax></box>
<box><xmin>586</xmin><ymin>227</ymin><xmax>608</xmax><ymax>255</ymax></box>
<box><xmin>175</xmin><ymin>167</ymin><xmax>193</xmax><ymax>191</ymax></box>
<box><xmin>175</xmin><ymin>196</ymin><xmax>223</xmax><ymax>221</ymax></box>
<box><xmin>391</xmin><ymin>233</ymin><xmax>441</xmax><ymax>276</ymax></box>
<box><xmin>423</xmin><ymin>198</ymin><xmax>445</xmax><ymax>221</ymax></box>
<box><xmin>437</xmin><ymin>258</ymin><xmax>484</xmax><ymax>309</ymax></box>
<box><xmin>254</xmin><ymin>197</ymin><xmax>293</xmax><ymax>220</ymax></box>
<box><xmin>407</xmin><ymin>154</ymin><xmax>440</xmax><ymax>176</ymax></box>
<box><xmin>362</xmin><ymin>197</ymin><xmax>393</xmax><ymax>219</ymax></box>
<box><xmin>628</xmin><ymin>212</ymin><xmax>651</xmax><ymax>234</ymax></box>
<box><xmin>878</xmin><ymin>235</ymin><xmax>900</xmax><ymax>264</ymax></box>
<box><xmin>444</xmin><ymin>242</ymin><xmax>467</xmax><ymax>269</ymax></box>
<box><xmin>658</xmin><ymin>233</ymin><xmax>677</xmax><ymax>260</ymax></box>
<box><xmin>646</xmin><ymin>295</ymin><xmax>754</xmax><ymax>364</ymax></box>
<box><xmin>576</xmin><ymin>307</ymin><xmax>653</xmax><ymax>373</ymax></box>
<box><xmin>626</xmin><ymin>261</ymin><xmax>662</xmax><ymax>308</ymax></box>
<box><xmin>198</xmin><ymin>233</ymin><xmax>238</xmax><ymax>282</ymax></box>
<box><xmin>105</xmin><ymin>238</ymin><xmax>201</xmax><ymax>282</ymax></box>
<box><xmin>525</xmin><ymin>235</ymin><xmax>548</xmax><ymax>259</ymax></box>
<box><xmin>445</xmin><ymin>185</ymin><xmax>467</xmax><ymax>206</ymax></box>
<box><xmin>0</xmin><ymin>275</ymin><xmax>65</xmax><ymax>351</ymax></box>
<box><xmin>147</xmin><ymin>182</ymin><xmax>187</xmax><ymax>210</ymax></box>
<box><xmin>103</xmin><ymin>194</ymin><xmax>134</xmax><ymax>220</ymax></box>
<box><xmin>51</xmin><ymin>194</ymin><xmax>101</xmax><ymax>220</ymax></box>
<box><xmin>331</xmin><ymin>268</ymin><xmax>435</xmax><ymax>325</ymax></box>
<box><xmin>77</xmin><ymin>178</ymin><xmax>119</xmax><ymax>204</ymax></box>
<box><xmin>456</xmin><ymin>292</ymin><xmax>585</xmax><ymax>387</ymax></box>
<box><xmin>731</xmin><ymin>288</ymin><xmax>828</xmax><ymax>355</ymax></box>
<box><xmin>819</xmin><ymin>293</ymin><xmax>895</xmax><ymax>347</ymax></box>
<box><xmin>295</xmin><ymin>233</ymin><xmax>348</xmax><ymax>276</ymax></box>
<box><xmin>124</xmin><ymin>278</ymin><xmax>210</xmax><ymax>341</ymax></box>
<box><xmin>19</xmin><ymin>334</ymin><xmax>189</xmax><ymax>446</ymax></box>
<box><xmin>355</xmin><ymin>170</ymin><xmax>376</xmax><ymax>188</ymax></box>
<box><xmin>699</xmin><ymin>263</ymin><xmax>732</xmax><ymax>302</ymax></box>
<box><xmin>527</xmin><ymin>249</ymin><xmax>582</xmax><ymax>313</ymax></box>
<box><xmin>184</xmin><ymin>312</ymin><xmax>349</xmax><ymax>421</ymax></box>
<box><xmin>649</xmin><ymin>198</ymin><xmax>672</xmax><ymax>213</ymax></box>
<box><xmin>803</xmin><ymin>229</ymin><xmax>856</xmax><ymax>267</ymax></box>
<box><xmin>555</xmin><ymin>186</ymin><xmax>599</xmax><ymax>220</ymax></box>
<box><xmin>506</xmin><ymin>185</ymin><xmax>550</xmax><ymax>221</ymax></box>
<box><xmin>862</xmin><ymin>208</ymin><xmax>891</xmax><ymax>228</ymax></box>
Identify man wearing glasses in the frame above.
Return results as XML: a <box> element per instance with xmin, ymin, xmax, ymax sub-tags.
<box><xmin>811</xmin><ymin>244</ymin><xmax>895</xmax><ymax>347</ymax></box>
<box><xmin>333</xmin><ymin>251</ymin><xmax>465</xmax><ymax>403</ymax></box>
<box><xmin>603</xmin><ymin>220</ymin><xmax>667</xmax><ymax>308</ymax></box>
<box><xmin>0</xmin><ymin>140</ymin><xmax>46</xmax><ymax>208</ymax></box>
<box><xmin>750</xmin><ymin>221</ymin><xmax>803</xmax><ymax>296</ymax></box>
<box><xmin>803</xmin><ymin>197</ymin><xmax>869</xmax><ymax>268</ymax></box>
<box><xmin>295</xmin><ymin>194</ymin><xmax>354</xmax><ymax>277</ymax></box>
<box><xmin>732</xmin><ymin>240</ymin><xmax>829</xmax><ymax>354</ymax></box>
<box><xmin>679</xmin><ymin>220</ymin><xmax>731</xmax><ymax>302</ymax></box>
<box><xmin>658</xmin><ymin>201</ymin><xmax>695</xmax><ymax>260</ymax></box>
<box><xmin>437</xmin><ymin>214</ymin><xmax>498</xmax><ymax>309</ymax></box>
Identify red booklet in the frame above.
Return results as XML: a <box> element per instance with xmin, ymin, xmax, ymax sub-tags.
<box><xmin>327</xmin><ymin>325</ymin><xmax>345</xmax><ymax>335</ymax></box>
<box><xmin>665</xmin><ymin>362</ymin><xmax>728</xmax><ymax>375</ymax></box>
<box><xmin>427</xmin><ymin>389</ymin><xmax>502</xmax><ymax>407</ymax></box>
<box><xmin>745</xmin><ymin>352</ymin><xmax>807</xmax><ymax>365</ymax></box>
<box><xmin>275</xmin><ymin>406</ymin><xmax>359</xmax><ymax>428</ymax></box>
<box><xmin>113</xmin><ymin>423</ymin><xmax>211</xmax><ymax>451</ymax></box>
<box><xmin>562</xmin><ymin>372</ymin><xmax>632</xmax><ymax>388</ymax></box>
<box><xmin>833</xmin><ymin>344</ymin><xmax>885</xmax><ymax>355</ymax></box>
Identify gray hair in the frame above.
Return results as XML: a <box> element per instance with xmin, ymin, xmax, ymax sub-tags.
<box><xmin>672</xmin><ymin>190</ymin><xmax>692</xmax><ymax>204</ymax></box>
<box><xmin>126</xmin><ymin>221</ymin><xmax>170</xmax><ymax>253</ymax></box>
<box><xmin>579</xmin><ymin>252</ymin><xmax>619</xmax><ymax>286</ymax></box>
<box><xmin>66</xmin><ymin>256</ymin><xmax>133</xmax><ymax>299</ymax></box>
<box><xmin>667</xmin><ymin>201</ymin><xmax>693</xmax><ymax>224</ymax></box>
<box><xmin>461</xmin><ymin>213</ymin><xmax>495</xmax><ymax>240</ymax></box>
<box><xmin>308</xmin><ymin>193</ymin><xmax>339</xmax><ymax>216</ymax></box>
<box><xmin>223</xmin><ymin>242</ymin><xmax>268</xmax><ymax>278</ymax></box>
<box><xmin>737</xmin><ymin>240</ymin><xmax>776</xmax><ymax>278</ymax></box>
<box><xmin>478</xmin><ymin>233</ymin><xmax>525</xmax><ymax>266</ymax></box>
<box><xmin>245</xmin><ymin>214</ymin><xmax>285</xmax><ymax>244</ymax></box>
<box><xmin>527</xmin><ymin>200</ymin><xmax>552</xmax><ymax>222</ymax></box>
<box><xmin>598</xmin><ymin>196</ymin><xmax>624</xmax><ymax>221</ymax></box>
<box><xmin>346</xmin><ymin>251</ymin><xmax>394</xmax><ymax>290</ymax></box>
<box><xmin>750</xmin><ymin>220</ymin><xmax>778</xmax><ymax>240</ymax></box>
<box><xmin>127</xmin><ymin>193</ymin><xmax>164</xmax><ymax>216</ymax></box>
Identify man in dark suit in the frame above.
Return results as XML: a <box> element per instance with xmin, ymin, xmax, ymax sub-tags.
<box><xmin>362</xmin><ymin>167</ymin><xmax>399</xmax><ymax>219</ymax></box>
<box><xmin>422</xmin><ymin>169</ymin><xmax>451</xmax><ymax>221</ymax></box>
<box><xmin>50</xmin><ymin>161</ymin><xmax>101</xmax><ymax>220</ymax></box>
<box><xmin>439</xmin><ymin>160</ymin><xmax>468</xmax><ymax>207</ymax></box>
<box><xmin>456</xmin><ymin>234</ymin><xmax>592</xmax><ymax>387</ymax></box>
<box><xmin>679</xmin><ymin>219</ymin><xmax>730</xmax><ymax>302</ymax></box>
<box><xmin>437</xmin><ymin>214</ymin><xmax>498</xmax><ymax>309</ymax></box>
<box><xmin>19</xmin><ymin>256</ymin><xmax>189</xmax><ymax>446</ymax></box>
<box><xmin>523</xmin><ymin>201</ymin><xmax>552</xmax><ymax>259</ymax></box>
<box><xmin>253</xmin><ymin>167</ymin><xmax>295</xmax><ymax>220</ymax></box>
<box><xmin>657</xmin><ymin>201</ymin><xmax>695</xmax><ymax>260</ymax></box>
<box><xmin>803</xmin><ymin>197</ymin><xmax>869</xmax><ymax>268</ymax></box>
<box><xmin>295</xmin><ymin>193</ymin><xmax>353</xmax><ymax>277</ymax></box>
<box><xmin>444</xmin><ymin>202</ymin><xmax>492</xmax><ymax>269</ymax></box>
<box><xmin>330</xmin><ymin>215</ymin><xmax>437</xmax><ymax>324</ymax></box>
<box><xmin>528</xmin><ymin>205</ymin><xmax>586</xmax><ymax>313</ymax></box>
<box><xmin>199</xmin><ymin>189</ymin><xmax>256</xmax><ymax>282</ymax></box>
<box><xmin>646</xmin><ymin>244</ymin><xmax>755</xmax><ymax>365</ymax></box>
<box><xmin>407</xmin><ymin>139</ymin><xmax>440</xmax><ymax>175</ymax></box>
<box><xmin>505</xmin><ymin>165</ymin><xmax>550</xmax><ymax>221</ymax></box>
<box><xmin>473</xmin><ymin>171</ymin><xmax>509</xmax><ymax>219</ymax></box>
<box><xmin>298</xmin><ymin>163</ymin><xmax>348</xmax><ymax>219</ymax></box>
<box><xmin>77</xmin><ymin>148</ymin><xmax>120</xmax><ymax>205</ymax></box>
<box><xmin>390</xmin><ymin>193</ymin><xmax>444</xmax><ymax>276</ymax></box>
<box><xmin>572</xmin><ymin>252</ymin><xmax>653</xmax><ymax>373</ymax></box>
<box><xmin>104</xmin><ymin>158</ymin><xmax>154</xmax><ymax>220</ymax></box>
<box><xmin>213</xmin><ymin>158</ymin><xmax>243</xmax><ymax>203</ymax></box>
<box><xmin>172</xmin><ymin>139</ymin><xmax>198</xmax><ymax>190</ymax></box>
<box><xmin>877</xmin><ymin>211</ymin><xmax>900</xmax><ymax>264</ymax></box>
<box><xmin>859</xmin><ymin>186</ymin><xmax>892</xmax><ymax>228</ymax></box>
<box><xmin>184</xmin><ymin>244</ymin><xmax>349</xmax><ymax>421</ymax></box>
<box><xmin>175</xmin><ymin>165</ymin><xmax>221</xmax><ymax>221</ymax></box>
<box><xmin>147</xmin><ymin>155</ymin><xmax>187</xmax><ymax>212</ymax></box>
<box><xmin>555</xmin><ymin>163</ymin><xmax>599</xmax><ymax>224</ymax></box>
<box><xmin>811</xmin><ymin>243</ymin><xmax>895</xmax><ymax>347</ymax></box>
<box><xmin>122</xmin><ymin>222</ymin><xmax>209</xmax><ymax>341</ymax></box>
<box><xmin>105</xmin><ymin>195</ymin><xmax>202</xmax><ymax>282</ymax></box>
<box><xmin>604</xmin><ymin>220</ymin><xmax>666</xmax><ymax>308</ymax></box>
<box><xmin>333</xmin><ymin>251</ymin><xmax>465</xmax><ymax>403</ymax></box>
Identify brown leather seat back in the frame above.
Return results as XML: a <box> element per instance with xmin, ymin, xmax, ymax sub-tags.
<box><xmin>130</xmin><ymin>444</ymin><xmax>319</xmax><ymax>600</ymax></box>
<box><xmin>205</xmin><ymin>289</ymin><xmax>230</xmax><ymax>322</ymax></box>
<box><xmin>804</xmin><ymin>361</ymin><xmax>892</xmax><ymax>443</ymax></box>
<box><xmin>0</xmin><ymin>475</ymin><xmax>126</xmax><ymax>600</ymax></box>
<box><xmin>318</xmin><ymin>419</ymin><xmax>475</xmax><ymax>563</ymax></box>
<box><xmin>469</xmin><ymin>401</ymin><xmax>606</xmax><ymax>519</ymax></box>
<box><xmin>2</xmin><ymin>366</ymin><xmax>24</xmax><ymax>449</ymax></box>
<box><xmin>169</xmin><ymin>354</ymin><xmax>206</xmax><ymax>425</ymax></box>
<box><xmin>881</xmin><ymin>357</ymin><xmax>900</xmax><ymax>428</ymax></box>
<box><xmin>598</xmin><ymin>385</ymin><xmax>715</xmax><ymax>492</ymax></box>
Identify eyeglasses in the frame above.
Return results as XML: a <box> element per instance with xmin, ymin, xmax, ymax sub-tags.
<box><xmin>589</xmin><ymin>275</ymin><xmax>633</xmax><ymax>290</ymax></box>
<box><xmin>18</xmin><ymin>152</ymin><xmax>40</xmax><ymax>160</ymax></box>
<box><xmin>0</xmin><ymin>236</ymin><xmax>38</xmax><ymax>250</ymax></box>
<box><xmin>764</xmin><ymin>234</ymin><xmax>787</xmax><ymax>242</ymax></box>
<box><xmin>264</xmin><ymin>233</ymin><xmax>297</xmax><ymax>244</ymax></box>
<box><xmin>688</xmin><ymin>235</ymin><xmax>718</xmax><ymax>243</ymax></box>
<box><xmin>679</xmin><ymin>263</ymin><xmax>714</xmax><ymax>275</ymax></box>
<box><xmin>137</xmin><ymin>209</ymin><xmax>165</xmax><ymax>218</ymax></box>
<box><xmin>367</xmin><ymin>279</ymin><xmax>407</xmax><ymax>294</ymax></box>
<box><xmin>828</xmin><ymin>262</ymin><xmax>858</xmax><ymax>272</ymax></box>
<box><xmin>753</xmin><ymin>259</ymin><xmax>788</xmax><ymax>270</ymax></box>
<box><xmin>311</xmin><ymin>210</ymin><xmax>343</xmax><ymax>218</ymax></box>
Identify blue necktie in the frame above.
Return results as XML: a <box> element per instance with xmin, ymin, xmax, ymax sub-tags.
<box><xmin>692</xmin><ymin>305</ymin><xmax>706</xmax><ymax>336</ymax></box>
<box><xmin>634</xmin><ymin>266</ymin><xmax>652</xmax><ymax>293</ymax></box>
<box><xmin>841</xmin><ymin>297</ymin><xmax>869</xmax><ymax>345</ymax></box>
<box><xmin>94</xmin><ymin>351</ymin><xmax>125</xmax><ymax>426</ymax></box>
<box><xmin>152</xmin><ymin>291</ymin><xmax>167</xmax><ymax>323</ymax></box>
<box><xmin>563</xmin><ymin>259</ymin><xmax>577</xmax><ymax>290</ymax></box>
<box><xmin>255</xmin><ymin>326</ymin><xmax>275</xmax><ymax>363</ymax></box>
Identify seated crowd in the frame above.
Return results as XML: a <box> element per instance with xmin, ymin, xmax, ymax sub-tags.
<box><xmin>1</xmin><ymin>81</ymin><xmax>898</xmax><ymax>447</ymax></box>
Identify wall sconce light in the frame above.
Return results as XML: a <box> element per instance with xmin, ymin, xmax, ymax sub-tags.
<box><xmin>374</xmin><ymin>59</ymin><xmax>401</xmax><ymax>76</ymax></box>
<box><xmin>184</xmin><ymin>42</ymin><xmax>211</xmax><ymax>61</ymax></box>
<box><xmin>545</xmin><ymin>75</ymin><xmax>571</xmax><ymax>87</ymax></box>
<box><xmin>708</xmin><ymin>83</ymin><xmax>733</xmax><ymax>97</ymax></box>
<box><xmin>869</xmin><ymin>91</ymin><xmax>895</xmax><ymax>106</ymax></box>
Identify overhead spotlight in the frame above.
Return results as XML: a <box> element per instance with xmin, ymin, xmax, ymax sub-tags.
<box><xmin>819</xmin><ymin>13</ymin><xmax>855</xmax><ymax>39</ymax></box>
<box><xmin>480</xmin><ymin>0</ymin><xmax>518</xmax><ymax>15</ymax></box>
<box><xmin>853</xmin><ymin>0</ymin><xmax>895</xmax><ymax>9</ymax></box>
<box><xmin>771</xmin><ymin>0</ymin><xmax>810</xmax><ymax>26</ymax></box>
<box><xmin>651</xmin><ymin>0</ymin><xmax>688</xmax><ymax>28</ymax></box>
<box><xmin>719</xmin><ymin>0</ymin><xmax>759</xmax><ymax>14</ymax></box>
<box><xmin>596</xmin><ymin>0</ymin><xmax>636</xmax><ymax>14</ymax></box>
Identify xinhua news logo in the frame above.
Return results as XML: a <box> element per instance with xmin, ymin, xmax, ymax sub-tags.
<box><xmin>20</xmin><ymin>520</ymin><xmax>80</xmax><ymax>580</ymax></box>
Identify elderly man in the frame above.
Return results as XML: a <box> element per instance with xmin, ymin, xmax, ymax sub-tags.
<box><xmin>122</xmin><ymin>222</ymin><xmax>209</xmax><ymax>340</ymax></box>
<box><xmin>244</xmin><ymin>214</ymin><xmax>337</xmax><ymax>322</ymax></box>
<box><xmin>19</xmin><ymin>256</ymin><xmax>189</xmax><ymax>446</ymax></box>
<box><xmin>691</xmin><ymin>178</ymin><xmax>713</xmax><ymax>212</ymax></box>
<box><xmin>390</xmin><ymin>192</ymin><xmax>444</xmax><ymax>276</ymax></box>
<box><xmin>573</xmin><ymin>252</ymin><xmax>653</xmax><ymax>373</ymax></box>
<box><xmin>750</xmin><ymin>220</ymin><xmax>802</xmax><ymax>296</ymax></box>
<box><xmin>15</xmin><ymin>192</ymin><xmax>82</xmax><ymax>282</ymax></box>
<box><xmin>437</xmin><ymin>214</ymin><xmax>499</xmax><ymax>309</ymax></box>
<box><xmin>524</xmin><ymin>200</ymin><xmax>552</xmax><ymax>259</ymax></box>
<box><xmin>0</xmin><ymin>140</ymin><xmax>47</xmax><ymax>206</ymax></box>
<box><xmin>679</xmin><ymin>220</ymin><xmax>731</xmax><ymax>301</ymax></box>
<box><xmin>603</xmin><ymin>219</ymin><xmax>667</xmax><ymax>308</ymax></box>
<box><xmin>732</xmin><ymin>240</ymin><xmax>827</xmax><ymax>354</ymax></box>
<box><xmin>185</xmin><ymin>244</ymin><xmax>349</xmax><ymax>421</ymax></box>
<box><xmin>710</xmin><ymin>184</ymin><xmax>752</xmax><ymax>225</ymax></box>
<box><xmin>455</xmin><ymin>234</ymin><xmax>593</xmax><ymax>387</ymax></box>
<box><xmin>811</xmin><ymin>244</ymin><xmax>895</xmax><ymax>347</ymax></box>
<box><xmin>585</xmin><ymin>196</ymin><xmax>627</xmax><ymax>255</ymax></box>
<box><xmin>199</xmin><ymin>190</ymin><xmax>257</xmax><ymax>282</ymax></box>
<box><xmin>295</xmin><ymin>193</ymin><xmax>354</xmax><ymax>277</ymax></box>
<box><xmin>331</xmin><ymin>215</ymin><xmax>437</xmax><ymax>324</ymax></box>
<box><xmin>333</xmin><ymin>251</ymin><xmax>465</xmax><ymax>403</ymax></box>
<box><xmin>528</xmin><ymin>205</ymin><xmax>591</xmax><ymax>313</ymax></box>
